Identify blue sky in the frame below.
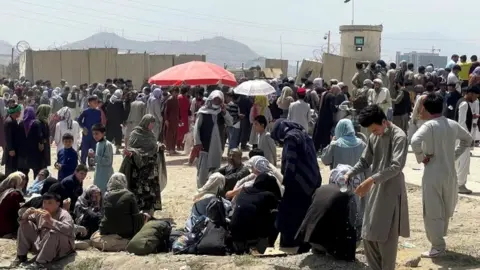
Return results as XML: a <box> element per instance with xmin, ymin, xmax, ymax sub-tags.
<box><xmin>2</xmin><ymin>0</ymin><xmax>479</xmax><ymax>61</ymax></box>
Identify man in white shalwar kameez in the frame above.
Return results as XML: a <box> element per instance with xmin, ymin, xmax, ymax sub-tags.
<box><xmin>411</xmin><ymin>93</ymin><xmax>472</xmax><ymax>258</ymax></box>
<box><xmin>454</xmin><ymin>86</ymin><xmax>480</xmax><ymax>194</ymax></box>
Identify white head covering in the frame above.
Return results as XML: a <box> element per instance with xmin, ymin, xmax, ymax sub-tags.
<box><xmin>197</xmin><ymin>90</ymin><xmax>224</xmax><ymax>115</ymax></box>
<box><xmin>57</xmin><ymin>106</ymin><xmax>73</xmax><ymax>129</ymax></box>
<box><xmin>110</xmin><ymin>89</ymin><xmax>123</xmax><ymax>103</ymax></box>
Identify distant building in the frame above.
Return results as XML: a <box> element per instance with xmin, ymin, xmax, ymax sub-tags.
<box><xmin>396</xmin><ymin>51</ymin><xmax>448</xmax><ymax>70</ymax></box>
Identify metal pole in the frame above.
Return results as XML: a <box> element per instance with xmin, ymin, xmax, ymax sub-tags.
<box><xmin>327</xmin><ymin>31</ymin><xmax>331</xmax><ymax>54</ymax></box>
<box><xmin>351</xmin><ymin>0</ymin><xmax>355</xmax><ymax>25</ymax></box>
<box><xmin>296</xmin><ymin>60</ymin><xmax>300</xmax><ymax>76</ymax></box>
<box><xmin>280</xmin><ymin>35</ymin><xmax>283</xmax><ymax>59</ymax></box>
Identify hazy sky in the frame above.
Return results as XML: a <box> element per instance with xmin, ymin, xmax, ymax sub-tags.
<box><xmin>2</xmin><ymin>0</ymin><xmax>479</xmax><ymax>61</ymax></box>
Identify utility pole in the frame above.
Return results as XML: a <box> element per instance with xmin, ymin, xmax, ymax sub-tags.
<box><xmin>326</xmin><ymin>31</ymin><xmax>331</xmax><ymax>54</ymax></box>
<box><xmin>351</xmin><ymin>0</ymin><xmax>355</xmax><ymax>25</ymax></box>
<box><xmin>296</xmin><ymin>60</ymin><xmax>300</xmax><ymax>76</ymax></box>
<box><xmin>280</xmin><ymin>35</ymin><xmax>283</xmax><ymax>59</ymax></box>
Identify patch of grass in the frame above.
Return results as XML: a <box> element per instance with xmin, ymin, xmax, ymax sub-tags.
<box><xmin>65</xmin><ymin>257</ymin><xmax>104</xmax><ymax>270</ymax></box>
<box><xmin>233</xmin><ymin>255</ymin><xmax>257</xmax><ymax>267</ymax></box>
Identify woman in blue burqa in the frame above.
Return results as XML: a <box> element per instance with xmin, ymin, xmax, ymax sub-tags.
<box><xmin>271</xmin><ymin>120</ymin><xmax>322</xmax><ymax>253</ymax></box>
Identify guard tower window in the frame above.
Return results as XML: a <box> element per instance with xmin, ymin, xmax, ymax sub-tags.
<box><xmin>354</xmin><ymin>36</ymin><xmax>365</xmax><ymax>46</ymax></box>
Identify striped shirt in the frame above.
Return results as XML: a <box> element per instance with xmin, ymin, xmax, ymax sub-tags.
<box><xmin>226</xmin><ymin>101</ymin><xmax>240</xmax><ymax>126</ymax></box>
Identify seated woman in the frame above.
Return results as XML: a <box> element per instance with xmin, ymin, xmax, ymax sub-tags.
<box><xmin>99</xmin><ymin>173</ymin><xmax>148</xmax><ymax>239</ymax></box>
<box><xmin>229</xmin><ymin>159</ymin><xmax>282</xmax><ymax>254</ymax></box>
<box><xmin>74</xmin><ymin>185</ymin><xmax>103</xmax><ymax>240</ymax></box>
<box><xmin>321</xmin><ymin>119</ymin><xmax>366</xmax><ymax>170</ymax></box>
<box><xmin>0</xmin><ymin>172</ymin><xmax>26</xmax><ymax>238</ymax></box>
<box><xmin>226</xmin><ymin>156</ymin><xmax>284</xmax><ymax>201</ymax></box>
<box><xmin>12</xmin><ymin>192</ymin><xmax>75</xmax><ymax>269</ymax></box>
<box><xmin>186</xmin><ymin>172</ymin><xmax>232</xmax><ymax>231</ymax></box>
<box><xmin>26</xmin><ymin>169</ymin><xmax>50</xmax><ymax>196</ymax></box>
<box><xmin>296</xmin><ymin>184</ymin><xmax>359</xmax><ymax>261</ymax></box>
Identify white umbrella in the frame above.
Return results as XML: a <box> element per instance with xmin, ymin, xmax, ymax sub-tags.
<box><xmin>233</xmin><ymin>80</ymin><xmax>275</xmax><ymax>96</ymax></box>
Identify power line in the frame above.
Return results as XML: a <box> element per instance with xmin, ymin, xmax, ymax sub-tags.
<box><xmin>10</xmin><ymin>0</ymin><xmax>326</xmax><ymax>49</ymax></box>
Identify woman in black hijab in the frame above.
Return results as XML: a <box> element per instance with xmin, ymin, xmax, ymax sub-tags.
<box><xmin>230</xmin><ymin>172</ymin><xmax>281</xmax><ymax>253</ymax></box>
<box><xmin>296</xmin><ymin>184</ymin><xmax>358</xmax><ymax>261</ymax></box>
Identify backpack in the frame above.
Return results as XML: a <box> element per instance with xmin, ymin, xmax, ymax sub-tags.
<box><xmin>205</xmin><ymin>192</ymin><xmax>227</xmax><ymax>225</ymax></box>
<box><xmin>195</xmin><ymin>221</ymin><xmax>229</xmax><ymax>256</ymax></box>
<box><xmin>126</xmin><ymin>220</ymin><xmax>172</xmax><ymax>255</ymax></box>
<box><xmin>352</xmin><ymin>89</ymin><xmax>369</xmax><ymax>111</ymax></box>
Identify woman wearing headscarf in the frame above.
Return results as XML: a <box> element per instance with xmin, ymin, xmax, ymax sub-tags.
<box><xmin>99</xmin><ymin>173</ymin><xmax>147</xmax><ymax>239</ymax></box>
<box><xmin>227</xmin><ymin>156</ymin><xmax>284</xmax><ymax>201</ymax></box>
<box><xmin>321</xmin><ymin>119</ymin><xmax>366</xmax><ymax>169</ymax></box>
<box><xmin>229</xmin><ymin>169</ymin><xmax>282</xmax><ymax>253</ymax></box>
<box><xmin>249</xmin><ymin>96</ymin><xmax>272</xmax><ymax>147</ymax></box>
<box><xmin>54</xmin><ymin>107</ymin><xmax>80</xmax><ymax>152</ymax></box>
<box><xmin>0</xmin><ymin>172</ymin><xmax>26</xmax><ymax>238</ymax></box>
<box><xmin>146</xmin><ymin>88</ymin><xmax>163</xmax><ymax>141</ymax></box>
<box><xmin>25</xmin><ymin>105</ymin><xmax>51</xmax><ymax>178</ymax></box>
<box><xmin>296</xmin><ymin>184</ymin><xmax>359</xmax><ymax>261</ymax></box>
<box><xmin>74</xmin><ymin>185</ymin><xmax>103</xmax><ymax>239</ymax></box>
<box><xmin>105</xmin><ymin>89</ymin><xmax>125</xmax><ymax>152</ymax></box>
<box><xmin>40</xmin><ymin>91</ymin><xmax>50</xmax><ymax>105</ymax></box>
<box><xmin>271</xmin><ymin>120</ymin><xmax>322</xmax><ymax>253</ymax></box>
<box><xmin>276</xmin><ymin>86</ymin><xmax>294</xmax><ymax>118</ymax></box>
<box><xmin>185</xmin><ymin>172</ymin><xmax>232</xmax><ymax>231</ymax></box>
<box><xmin>26</xmin><ymin>169</ymin><xmax>50</xmax><ymax>196</ymax></box>
<box><xmin>312</xmin><ymin>85</ymin><xmax>339</xmax><ymax>151</ymax></box>
<box><xmin>120</xmin><ymin>114</ymin><xmax>167</xmax><ymax>214</ymax></box>
<box><xmin>16</xmin><ymin>106</ymin><xmax>35</xmax><ymax>185</ymax></box>
<box><xmin>50</xmin><ymin>88</ymin><xmax>64</xmax><ymax>114</ymax></box>
<box><xmin>193</xmin><ymin>90</ymin><xmax>233</xmax><ymax>188</ymax></box>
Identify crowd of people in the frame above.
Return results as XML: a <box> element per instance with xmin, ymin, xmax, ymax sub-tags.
<box><xmin>0</xmin><ymin>53</ymin><xmax>477</xmax><ymax>269</ymax></box>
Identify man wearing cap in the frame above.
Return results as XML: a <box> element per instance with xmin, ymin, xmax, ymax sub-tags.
<box><xmin>454</xmin><ymin>85</ymin><xmax>480</xmax><ymax>194</ymax></box>
<box><xmin>287</xmin><ymin>87</ymin><xmax>311</xmax><ymax>132</ymax></box>
<box><xmin>2</xmin><ymin>104</ymin><xmax>22</xmax><ymax>175</ymax></box>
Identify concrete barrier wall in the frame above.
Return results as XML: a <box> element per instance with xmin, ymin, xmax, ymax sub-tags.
<box><xmin>321</xmin><ymin>53</ymin><xmax>361</xmax><ymax>93</ymax></box>
<box><xmin>19</xmin><ymin>49</ymin><xmax>206</xmax><ymax>88</ymax></box>
<box><xmin>149</xmin><ymin>55</ymin><xmax>174</xmax><ymax>77</ymax></box>
<box><xmin>173</xmin><ymin>54</ymin><xmax>205</xmax><ymax>66</ymax></box>
<box><xmin>32</xmin><ymin>50</ymin><xmax>62</xmax><ymax>85</ymax></box>
<box><xmin>61</xmin><ymin>50</ymin><xmax>89</xmax><ymax>86</ymax></box>
<box><xmin>116</xmin><ymin>54</ymin><xmax>148</xmax><ymax>90</ymax></box>
<box><xmin>89</xmin><ymin>48</ymin><xmax>118</xmax><ymax>83</ymax></box>
<box><xmin>265</xmin><ymin>59</ymin><xmax>288</xmax><ymax>77</ymax></box>
<box><xmin>295</xmin><ymin>60</ymin><xmax>323</xmax><ymax>85</ymax></box>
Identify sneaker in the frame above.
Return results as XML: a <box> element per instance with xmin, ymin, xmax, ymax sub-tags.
<box><xmin>10</xmin><ymin>255</ymin><xmax>27</xmax><ymax>267</ymax></box>
<box><xmin>26</xmin><ymin>262</ymin><xmax>47</xmax><ymax>269</ymax></box>
<box><xmin>421</xmin><ymin>248</ymin><xmax>445</xmax><ymax>258</ymax></box>
<box><xmin>458</xmin><ymin>185</ymin><xmax>473</xmax><ymax>194</ymax></box>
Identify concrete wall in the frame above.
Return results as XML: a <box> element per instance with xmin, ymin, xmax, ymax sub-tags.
<box><xmin>339</xmin><ymin>25</ymin><xmax>383</xmax><ymax>62</ymax></box>
<box><xmin>295</xmin><ymin>60</ymin><xmax>323</xmax><ymax>85</ymax></box>
<box><xmin>321</xmin><ymin>53</ymin><xmax>361</xmax><ymax>92</ymax></box>
<box><xmin>89</xmin><ymin>48</ymin><xmax>118</xmax><ymax>84</ymax></box>
<box><xmin>19</xmin><ymin>50</ymin><xmax>33</xmax><ymax>82</ymax></box>
<box><xmin>116</xmin><ymin>53</ymin><xmax>148</xmax><ymax>89</ymax></box>
<box><xmin>149</xmin><ymin>55</ymin><xmax>174</xmax><ymax>77</ymax></box>
<box><xmin>18</xmin><ymin>49</ymin><xmax>206</xmax><ymax>88</ymax></box>
<box><xmin>32</xmin><ymin>50</ymin><xmax>62</xmax><ymax>85</ymax></box>
<box><xmin>265</xmin><ymin>58</ymin><xmax>288</xmax><ymax>77</ymax></box>
<box><xmin>61</xmin><ymin>50</ymin><xmax>89</xmax><ymax>86</ymax></box>
<box><xmin>173</xmin><ymin>54</ymin><xmax>206</xmax><ymax>66</ymax></box>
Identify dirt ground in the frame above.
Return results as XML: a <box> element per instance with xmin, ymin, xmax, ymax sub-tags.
<box><xmin>0</xmin><ymin>146</ymin><xmax>480</xmax><ymax>270</ymax></box>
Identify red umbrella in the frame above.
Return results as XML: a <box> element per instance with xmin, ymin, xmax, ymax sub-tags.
<box><xmin>148</xmin><ymin>61</ymin><xmax>237</xmax><ymax>87</ymax></box>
